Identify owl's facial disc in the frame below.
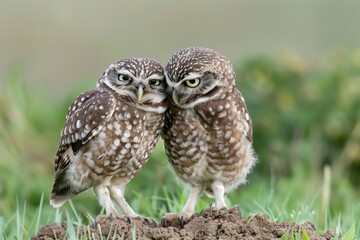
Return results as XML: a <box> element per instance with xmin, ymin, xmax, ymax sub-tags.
<box><xmin>169</xmin><ymin>72</ymin><xmax>219</xmax><ymax>108</ymax></box>
<box><xmin>104</xmin><ymin>69</ymin><xmax>165</xmax><ymax>104</ymax></box>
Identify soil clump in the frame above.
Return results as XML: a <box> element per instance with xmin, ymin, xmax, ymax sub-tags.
<box><xmin>32</xmin><ymin>209</ymin><xmax>335</xmax><ymax>239</ymax></box>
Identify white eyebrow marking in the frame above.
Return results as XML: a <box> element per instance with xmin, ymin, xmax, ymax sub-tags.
<box><xmin>118</xmin><ymin>69</ymin><xmax>163</xmax><ymax>82</ymax></box>
<box><xmin>182</xmin><ymin>72</ymin><xmax>203</xmax><ymax>80</ymax></box>
<box><xmin>140</xmin><ymin>68</ymin><xmax>145</xmax><ymax>78</ymax></box>
<box><xmin>144</xmin><ymin>74</ymin><xmax>163</xmax><ymax>81</ymax></box>
<box><xmin>116</xmin><ymin>69</ymin><xmax>136</xmax><ymax>79</ymax></box>
<box><xmin>165</xmin><ymin>71</ymin><xmax>204</xmax><ymax>88</ymax></box>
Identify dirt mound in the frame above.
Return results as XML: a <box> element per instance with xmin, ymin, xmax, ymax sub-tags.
<box><xmin>32</xmin><ymin>209</ymin><xmax>335</xmax><ymax>239</ymax></box>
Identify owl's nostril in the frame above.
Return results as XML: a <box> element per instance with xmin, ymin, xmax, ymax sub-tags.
<box><xmin>135</xmin><ymin>83</ymin><xmax>146</xmax><ymax>90</ymax></box>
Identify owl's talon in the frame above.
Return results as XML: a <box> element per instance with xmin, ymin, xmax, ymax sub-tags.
<box><xmin>179</xmin><ymin>215</ymin><xmax>185</xmax><ymax>228</ymax></box>
<box><xmin>211</xmin><ymin>206</ymin><xmax>217</xmax><ymax>212</ymax></box>
<box><xmin>91</xmin><ymin>221</ymin><xmax>97</xmax><ymax>229</ymax></box>
<box><xmin>161</xmin><ymin>213</ymin><xmax>189</xmax><ymax>228</ymax></box>
<box><xmin>219</xmin><ymin>207</ymin><xmax>227</xmax><ymax>215</ymax></box>
<box><xmin>101</xmin><ymin>213</ymin><xmax>135</xmax><ymax>224</ymax></box>
<box><xmin>125</xmin><ymin>216</ymin><xmax>133</xmax><ymax>224</ymax></box>
<box><xmin>138</xmin><ymin>216</ymin><xmax>158</xmax><ymax>227</ymax></box>
<box><xmin>108</xmin><ymin>214</ymin><xmax>116</xmax><ymax>221</ymax></box>
<box><xmin>161</xmin><ymin>218</ymin><xmax>169</xmax><ymax>228</ymax></box>
<box><xmin>160</xmin><ymin>214</ymin><xmax>174</xmax><ymax>227</ymax></box>
<box><xmin>228</xmin><ymin>205</ymin><xmax>242</xmax><ymax>217</ymax></box>
<box><xmin>92</xmin><ymin>214</ymin><xmax>113</xmax><ymax>228</ymax></box>
<box><xmin>200</xmin><ymin>207</ymin><xmax>212</xmax><ymax>216</ymax></box>
<box><xmin>200</xmin><ymin>208</ymin><xmax>207</xmax><ymax>214</ymax></box>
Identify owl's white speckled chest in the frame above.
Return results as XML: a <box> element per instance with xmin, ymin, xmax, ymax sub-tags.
<box><xmin>163</xmin><ymin>95</ymin><xmax>256</xmax><ymax>192</ymax></box>
<box><xmin>70</xmin><ymin>99</ymin><xmax>164</xmax><ymax>188</ymax></box>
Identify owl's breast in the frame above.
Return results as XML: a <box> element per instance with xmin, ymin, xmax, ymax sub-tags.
<box><xmin>111</xmin><ymin>108</ymin><xmax>165</xmax><ymax>180</ymax></box>
<box><xmin>130</xmin><ymin>111</ymin><xmax>164</xmax><ymax>170</ymax></box>
<box><xmin>83</xmin><ymin>103</ymin><xmax>162</xmax><ymax>180</ymax></box>
<box><xmin>192</xmin><ymin>98</ymin><xmax>254</xmax><ymax>181</ymax></box>
<box><xmin>163</xmin><ymin>106</ymin><xmax>209</xmax><ymax>181</ymax></box>
<box><xmin>164</xmin><ymin>100</ymin><xmax>253</xmax><ymax>185</ymax></box>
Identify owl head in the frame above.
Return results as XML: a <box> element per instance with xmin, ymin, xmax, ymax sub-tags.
<box><xmin>98</xmin><ymin>58</ymin><xmax>167</xmax><ymax>113</ymax></box>
<box><xmin>165</xmin><ymin>47</ymin><xmax>235</xmax><ymax>109</ymax></box>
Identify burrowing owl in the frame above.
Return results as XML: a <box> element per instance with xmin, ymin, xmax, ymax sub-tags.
<box><xmin>50</xmin><ymin>58</ymin><xmax>167</xmax><ymax>221</ymax></box>
<box><xmin>162</xmin><ymin>47</ymin><xmax>256</xmax><ymax>224</ymax></box>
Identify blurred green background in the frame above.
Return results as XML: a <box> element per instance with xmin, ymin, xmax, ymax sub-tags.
<box><xmin>0</xmin><ymin>0</ymin><xmax>359</xmax><ymax>238</ymax></box>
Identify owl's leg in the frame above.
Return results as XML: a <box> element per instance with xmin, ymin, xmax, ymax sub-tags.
<box><xmin>120</xmin><ymin>186</ymin><xmax>125</xmax><ymax>196</ymax></box>
<box><xmin>211</xmin><ymin>181</ymin><xmax>227</xmax><ymax>210</ymax></box>
<box><xmin>92</xmin><ymin>185</ymin><xmax>118</xmax><ymax>227</ymax></box>
<box><xmin>108</xmin><ymin>186</ymin><xmax>138</xmax><ymax>218</ymax></box>
<box><xmin>198</xmin><ymin>182</ymin><xmax>227</xmax><ymax>217</ymax></box>
<box><xmin>94</xmin><ymin>185</ymin><xmax>117</xmax><ymax>217</ymax></box>
<box><xmin>161</xmin><ymin>184</ymin><xmax>204</xmax><ymax>227</ymax></box>
<box><xmin>109</xmin><ymin>186</ymin><xmax>157</xmax><ymax>226</ymax></box>
<box><xmin>211</xmin><ymin>182</ymin><xmax>242</xmax><ymax>216</ymax></box>
<box><xmin>181</xmin><ymin>184</ymin><xmax>204</xmax><ymax>218</ymax></box>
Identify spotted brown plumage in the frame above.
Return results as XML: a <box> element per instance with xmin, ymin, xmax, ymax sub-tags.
<box><xmin>50</xmin><ymin>58</ymin><xmax>167</xmax><ymax>220</ymax></box>
<box><xmin>162</xmin><ymin>47</ymin><xmax>256</xmax><ymax>223</ymax></box>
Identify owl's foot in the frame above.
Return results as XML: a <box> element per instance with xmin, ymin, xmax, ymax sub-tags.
<box><xmin>133</xmin><ymin>216</ymin><xmax>158</xmax><ymax>228</ymax></box>
<box><xmin>227</xmin><ymin>205</ymin><xmax>242</xmax><ymax>217</ymax></box>
<box><xmin>160</xmin><ymin>213</ymin><xmax>191</xmax><ymax>228</ymax></box>
<box><xmin>200</xmin><ymin>204</ymin><xmax>242</xmax><ymax>218</ymax></box>
<box><xmin>200</xmin><ymin>204</ymin><xmax>220</xmax><ymax>217</ymax></box>
<box><xmin>92</xmin><ymin>213</ymin><xmax>157</xmax><ymax>228</ymax></box>
<box><xmin>92</xmin><ymin>213</ymin><xmax>133</xmax><ymax>228</ymax></box>
<box><xmin>92</xmin><ymin>215</ymin><xmax>111</xmax><ymax>228</ymax></box>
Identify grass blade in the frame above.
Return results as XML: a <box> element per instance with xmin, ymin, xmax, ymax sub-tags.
<box><xmin>341</xmin><ymin>223</ymin><xmax>356</xmax><ymax>240</ymax></box>
<box><xmin>302</xmin><ymin>228</ymin><xmax>310</xmax><ymax>240</ymax></box>
<box><xmin>35</xmin><ymin>193</ymin><xmax>44</xmax><ymax>233</ymax></box>
<box><xmin>0</xmin><ymin>217</ymin><xmax>5</xmax><ymax>240</ymax></box>
<box><xmin>66</xmin><ymin>211</ymin><xmax>77</xmax><ymax>240</ymax></box>
<box><xmin>280</xmin><ymin>230</ymin><xmax>289</xmax><ymax>240</ymax></box>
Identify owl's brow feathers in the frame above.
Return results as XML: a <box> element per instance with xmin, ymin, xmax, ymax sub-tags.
<box><xmin>103</xmin><ymin>58</ymin><xmax>164</xmax><ymax>79</ymax></box>
<box><xmin>165</xmin><ymin>47</ymin><xmax>228</xmax><ymax>82</ymax></box>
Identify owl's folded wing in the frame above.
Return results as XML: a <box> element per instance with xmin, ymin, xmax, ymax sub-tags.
<box><xmin>54</xmin><ymin>89</ymin><xmax>116</xmax><ymax>177</ymax></box>
<box><xmin>234</xmin><ymin>89</ymin><xmax>253</xmax><ymax>142</ymax></box>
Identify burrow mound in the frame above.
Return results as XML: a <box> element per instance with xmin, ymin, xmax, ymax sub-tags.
<box><xmin>32</xmin><ymin>209</ymin><xmax>335</xmax><ymax>240</ymax></box>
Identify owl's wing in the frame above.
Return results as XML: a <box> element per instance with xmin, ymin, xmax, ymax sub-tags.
<box><xmin>54</xmin><ymin>89</ymin><xmax>116</xmax><ymax>176</ymax></box>
<box><xmin>234</xmin><ymin>89</ymin><xmax>253</xmax><ymax>142</ymax></box>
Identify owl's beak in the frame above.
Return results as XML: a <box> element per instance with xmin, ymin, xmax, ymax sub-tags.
<box><xmin>135</xmin><ymin>84</ymin><xmax>144</xmax><ymax>101</ymax></box>
<box><xmin>172</xmin><ymin>92</ymin><xmax>179</xmax><ymax>105</ymax></box>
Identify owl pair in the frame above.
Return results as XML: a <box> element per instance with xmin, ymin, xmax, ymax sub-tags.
<box><xmin>49</xmin><ymin>47</ymin><xmax>257</xmax><ymax>225</ymax></box>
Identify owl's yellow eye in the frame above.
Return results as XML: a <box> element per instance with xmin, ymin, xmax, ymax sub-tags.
<box><xmin>118</xmin><ymin>74</ymin><xmax>132</xmax><ymax>82</ymax></box>
<box><xmin>184</xmin><ymin>78</ymin><xmax>200</xmax><ymax>88</ymax></box>
<box><xmin>149</xmin><ymin>79</ymin><xmax>162</xmax><ymax>86</ymax></box>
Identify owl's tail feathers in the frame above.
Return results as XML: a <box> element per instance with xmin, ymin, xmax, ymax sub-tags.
<box><xmin>49</xmin><ymin>180</ymin><xmax>74</xmax><ymax>208</ymax></box>
<box><xmin>50</xmin><ymin>195</ymin><xmax>70</xmax><ymax>208</ymax></box>
<box><xmin>49</xmin><ymin>172</ymin><xmax>77</xmax><ymax>208</ymax></box>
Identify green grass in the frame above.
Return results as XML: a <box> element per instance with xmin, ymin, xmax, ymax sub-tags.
<box><xmin>0</xmin><ymin>173</ymin><xmax>358</xmax><ymax>239</ymax></box>
<box><xmin>0</xmin><ymin>52</ymin><xmax>359</xmax><ymax>239</ymax></box>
